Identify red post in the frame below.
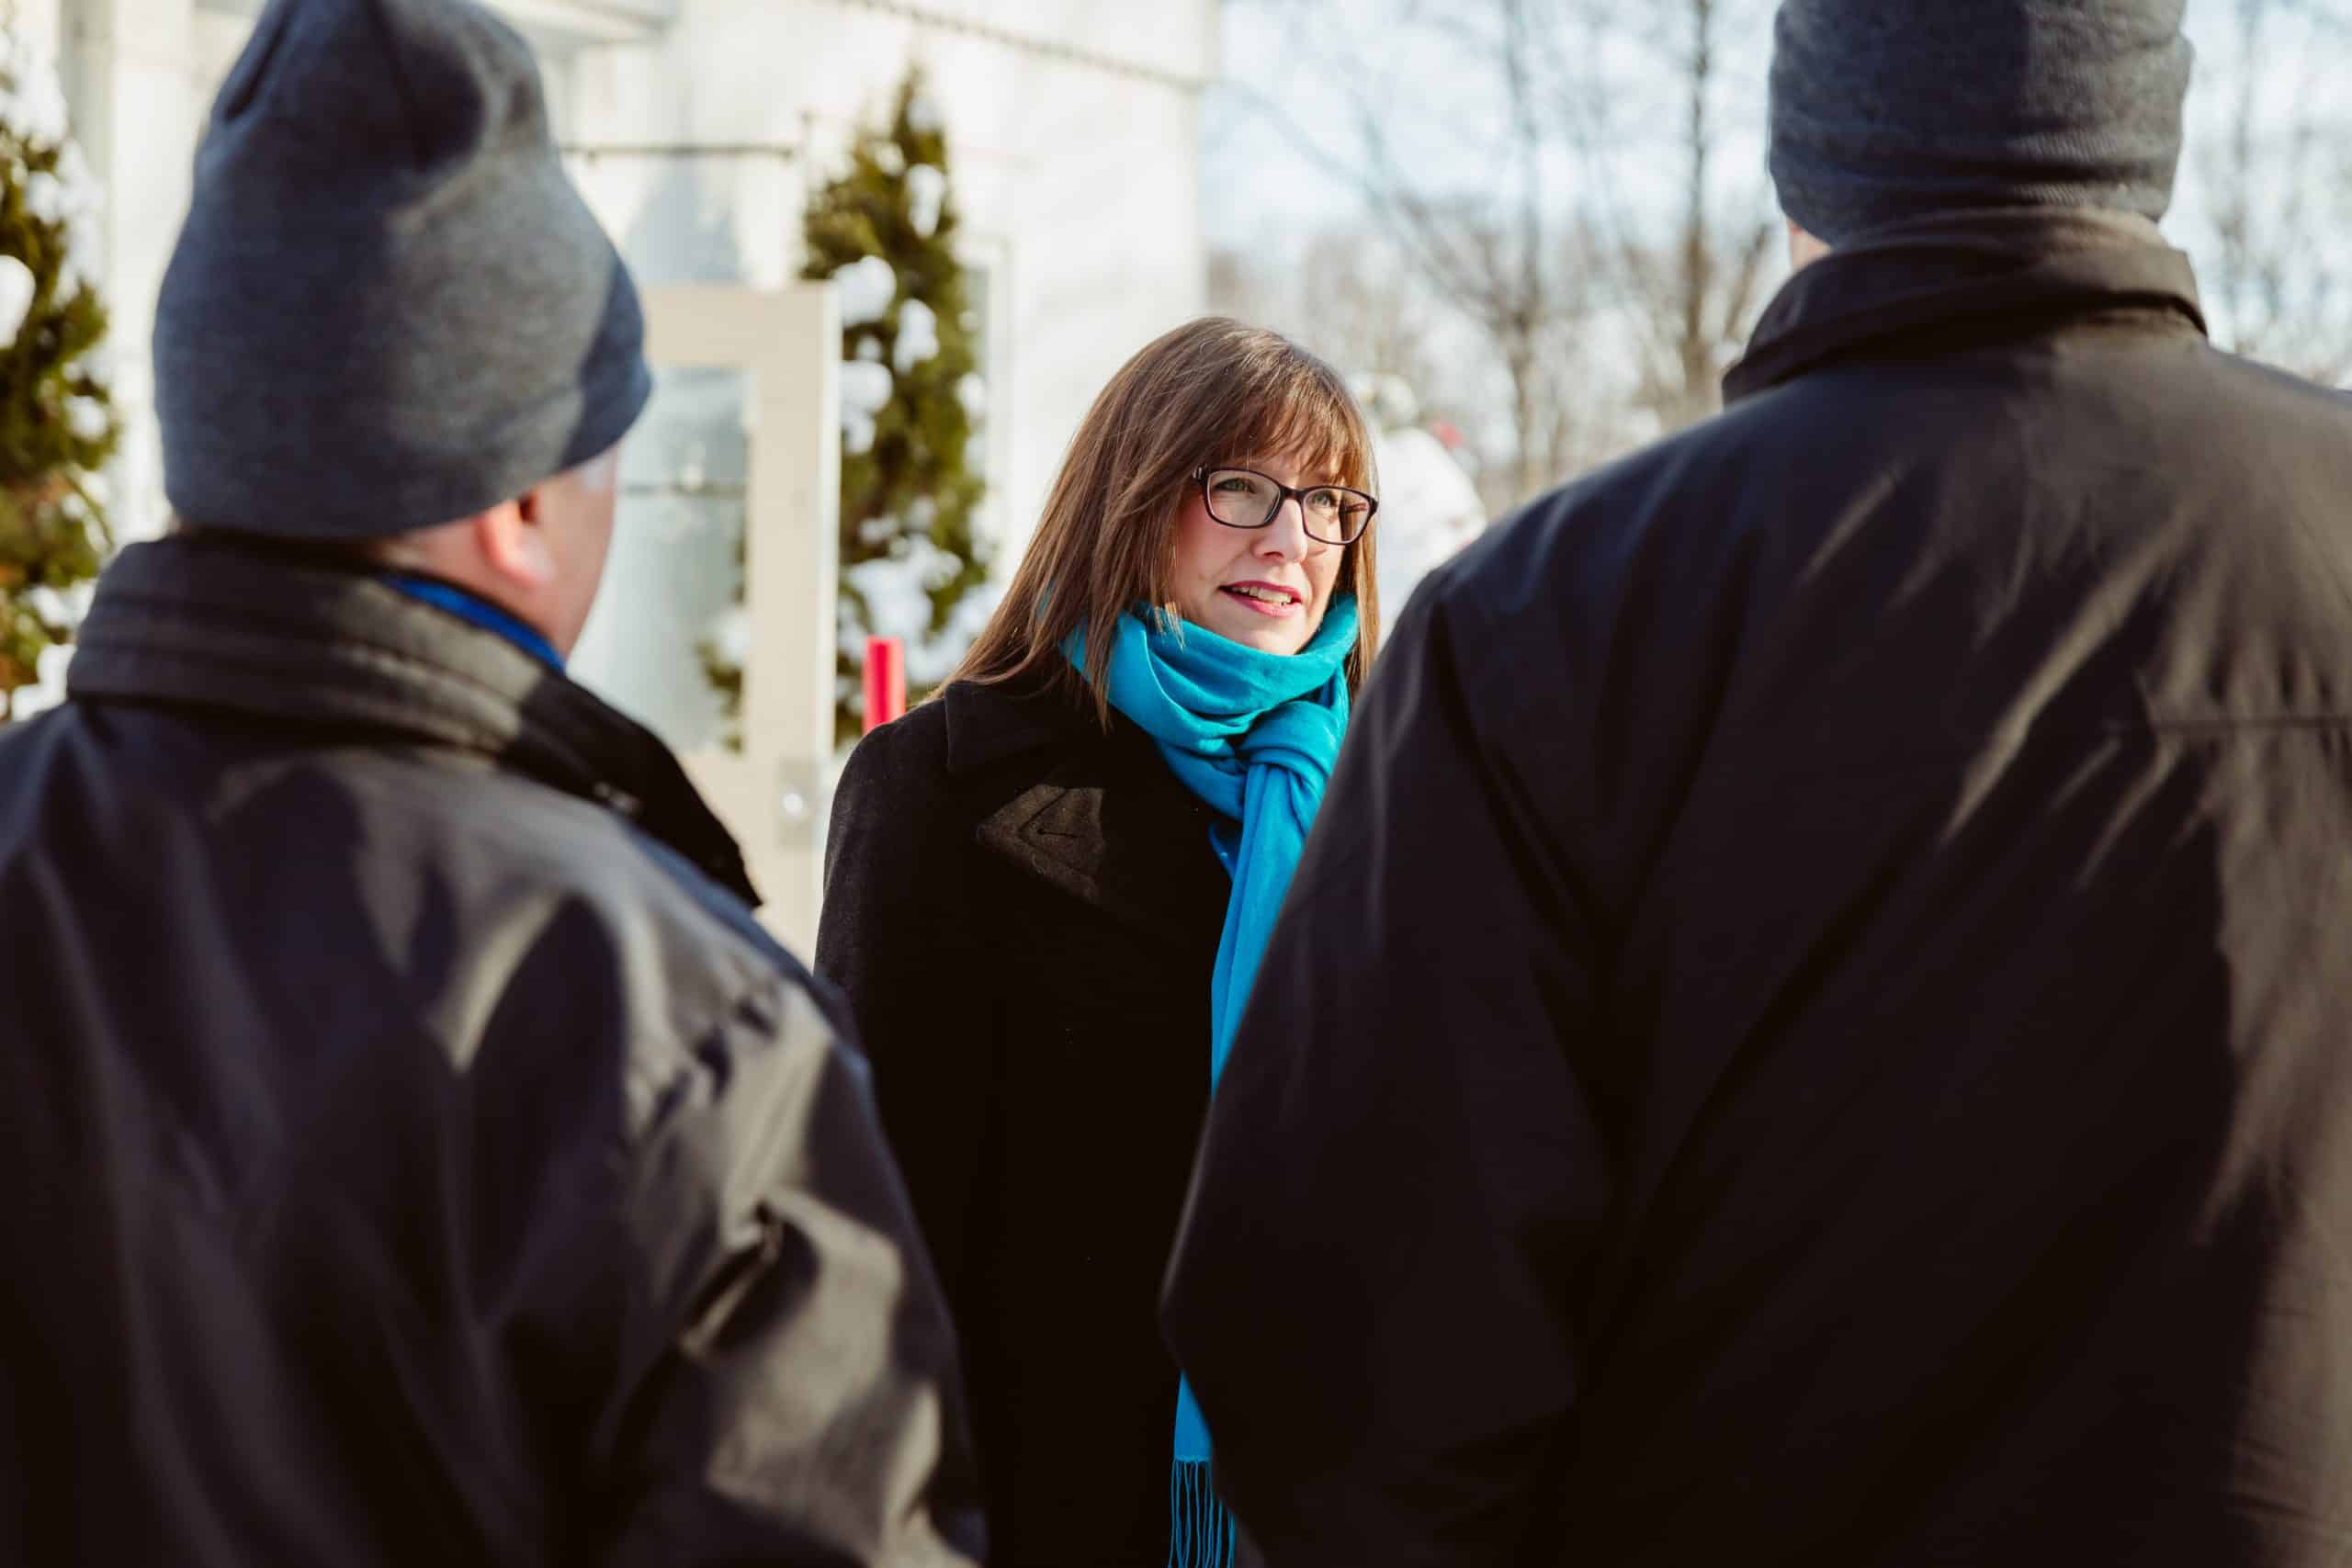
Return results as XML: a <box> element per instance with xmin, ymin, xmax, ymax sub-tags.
<box><xmin>863</xmin><ymin>636</ymin><xmax>906</xmax><ymax>733</ymax></box>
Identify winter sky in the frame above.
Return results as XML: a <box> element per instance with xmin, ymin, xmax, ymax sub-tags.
<box><xmin>1201</xmin><ymin>1</ymin><xmax>2332</xmax><ymax>293</ymax></box>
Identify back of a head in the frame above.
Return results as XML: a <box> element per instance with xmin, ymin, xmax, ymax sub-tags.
<box><xmin>153</xmin><ymin>0</ymin><xmax>650</xmax><ymax>541</ymax></box>
<box><xmin>1770</xmin><ymin>0</ymin><xmax>2195</xmax><ymax>245</ymax></box>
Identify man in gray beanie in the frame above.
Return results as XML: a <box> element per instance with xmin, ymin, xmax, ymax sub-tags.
<box><xmin>1168</xmin><ymin>4</ymin><xmax>2352</xmax><ymax>1565</ymax></box>
<box><xmin>0</xmin><ymin>2</ymin><xmax>983</xmax><ymax>1563</ymax></box>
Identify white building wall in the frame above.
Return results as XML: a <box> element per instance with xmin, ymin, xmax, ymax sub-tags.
<box><xmin>53</xmin><ymin>0</ymin><xmax>201</xmax><ymax>543</ymax></box>
<box><xmin>49</xmin><ymin>0</ymin><xmax>1216</xmax><ymax>564</ymax></box>
<box><xmin>562</xmin><ymin>0</ymin><xmax>1215</xmax><ymax>560</ymax></box>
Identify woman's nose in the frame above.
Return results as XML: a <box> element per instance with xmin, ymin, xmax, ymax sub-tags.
<box><xmin>1258</xmin><ymin>498</ymin><xmax>1312</xmax><ymax>561</ymax></box>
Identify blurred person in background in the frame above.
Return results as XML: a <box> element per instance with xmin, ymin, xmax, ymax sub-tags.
<box><xmin>0</xmin><ymin>0</ymin><xmax>979</xmax><ymax>1562</ymax></box>
<box><xmin>820</xmin><ymin>318</ymin><xmax>1377</xmax><ymax>1568</ymax></box>
<box><xmin>1167</xmin><ymin>2</ymin><xmax>2352</xmax><ymax>1564</ymax></box>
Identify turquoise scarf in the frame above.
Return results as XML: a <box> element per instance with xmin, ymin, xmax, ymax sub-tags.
<box><xmin>1064</xmin><ymin>598</ymin><xmax>1358</xmax><ymax>1568</ymax></box>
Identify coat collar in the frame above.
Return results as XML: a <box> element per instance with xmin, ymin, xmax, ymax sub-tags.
<box><xmin>67</xmin><ymin>533</ymin><xmax>760</xmax><ymax>908</ymax></box>
<box><xmin>941</xmin><ymin>667</ymin><xmax>1092</xmax><ymax>774</ymax></box>
<box><xmin>939</xmin><ymin>672</ymin><xmax>1229</xmax><ymax>945</ymax></box>
<box><xmin>1724</xmin><ymin>209</ymin><xmax>2207</xmax><ymax>405</ymax></box>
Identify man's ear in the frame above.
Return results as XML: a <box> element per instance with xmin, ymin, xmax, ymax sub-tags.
<box><xmin>1788</xmin><ymin>220</ymin><xmax>1832</xmax><ymax>271</ymax></box>
<box><xmin>472</xmin><ymin>493</ymin><xmax>557</xmax><ymax>589</ymax></box>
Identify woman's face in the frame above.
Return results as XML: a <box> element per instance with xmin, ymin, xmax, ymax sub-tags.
<box><xmin>1169</xmin><ymin>452</ymin><xmax>1351</xmax><ymax>657</ymax></box>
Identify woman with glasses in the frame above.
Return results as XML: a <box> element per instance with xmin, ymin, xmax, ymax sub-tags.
<box><xmin>817</xmin><ymin>316</ymin><xmax>1379</xmax><ymax>1568</ymax></box>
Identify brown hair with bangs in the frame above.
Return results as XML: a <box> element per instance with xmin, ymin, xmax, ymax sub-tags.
<box><xmin>951</xmin><ymin>316</ymin><xmax>1380</xmax><ymax>725</ymax></box>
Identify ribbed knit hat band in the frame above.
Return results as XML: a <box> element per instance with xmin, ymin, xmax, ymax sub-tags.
<box><xmin>1769</xmin><ymin>0</ymin><xmax>2195</xmax><ymax>246</ymax></box>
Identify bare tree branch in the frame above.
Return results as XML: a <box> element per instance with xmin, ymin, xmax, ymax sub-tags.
<box><xmin>2195</xmin><ymin>0</ymin><xmax>2352</xmax><ymax>381</ymax></box>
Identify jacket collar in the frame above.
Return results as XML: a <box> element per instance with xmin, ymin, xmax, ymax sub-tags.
<box><xmin>1724</xmin><ymin>209</ymin><xmax>2208</xmax><ymax>405</ymax></box>
<box><xmin>67</xmin><ymin>533</ymin><xmax>760</xmax><ymax>907</ymax></box>
<box><xmin>938</xmin><ymin>670</ymin><xmax>1228</xmax><ymax>944</ymax></box>
<box><xmin>941</xmin><ymin>667</ymin><xmax>1091</xmax><ymax>775</ymax></box>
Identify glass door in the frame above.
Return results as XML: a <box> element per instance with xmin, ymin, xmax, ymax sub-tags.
<box><xmin>571</xmin><ymin>282</ymin><xmax>841</xmax><ymax>953</ymax></box>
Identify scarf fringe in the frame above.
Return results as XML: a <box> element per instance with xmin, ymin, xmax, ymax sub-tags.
<box><xmin>1169</xmin><ymin>1459</ymin><xmax>1237</xmax><ymax>1568</ymax></box>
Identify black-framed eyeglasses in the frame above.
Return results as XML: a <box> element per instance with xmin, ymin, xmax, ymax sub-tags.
<box><xmin>1192</xmin><ymin>466</ymin><xmax>1378</xmax><ymax>546</ymax></box>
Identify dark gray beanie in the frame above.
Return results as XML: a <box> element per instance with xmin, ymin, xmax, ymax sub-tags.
<box><xmin>1770</xmin><ymin>0</ymin><xmax>2195</xmax><ymax>246</ymax></box>
<box><xmin>153</xmin><ymin>0</ymin><xmax>651</xmax><ymax>538</ymax></box>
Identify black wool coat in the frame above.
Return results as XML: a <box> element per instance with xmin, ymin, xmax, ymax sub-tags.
<box><xmin>1167</xmin><ymin>209</ymin><xmax>2352</xmax><ymax>1566</ymax></box>
<box><xmin>819</xmin><ymin>672</ymin><xmax>1233</xmax><ymax>1568</ymax></box>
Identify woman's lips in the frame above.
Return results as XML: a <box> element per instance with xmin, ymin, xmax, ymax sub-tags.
<box><xmin>1221</xmin><ymin>582</ymin><xmax>1304</xmax><ymax>618</ymax></box>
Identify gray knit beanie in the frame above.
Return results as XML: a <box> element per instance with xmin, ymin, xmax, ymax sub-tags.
<box><xmin>153</xmin><ymin>0</ymin><xmax>651</xmax><ymax>539</ymax></box>
<box><xmin>1770</xmin><ymin>0</ymin><xmax>2195</xmax><ymax>246</ymax></box>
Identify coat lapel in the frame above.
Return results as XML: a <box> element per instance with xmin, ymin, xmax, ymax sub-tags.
<box><xmin>973</xmin><ymin>796</ymin><xmax>1137</xmax><ymax>939</ymax></box>
<box><xmin>976</xmin><ymin>767</ymin><xmax>1228</xmax><ymax>943</ymax></box>
<box><xmin>947</xmin><ymin>675</ymin><xmax>1230</xmax><ymax>943</ymax></box>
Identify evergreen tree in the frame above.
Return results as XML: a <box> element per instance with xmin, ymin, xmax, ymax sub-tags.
<box><xmin>0</xmin><ymin>34</ymin><xmax>116</xmax><ymax>722</ymax></box>
<box><xmin>801</xmin><ymin>68</ymin><xmax>989</xmax><ymax>742</ymax></box>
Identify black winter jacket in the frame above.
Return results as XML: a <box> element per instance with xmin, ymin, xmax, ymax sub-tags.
<box><xmin>1165</xmin><ymin>210</ymin><xmax>2352</xmax><ymax>1566</ymax></box>
<box><xmin>818</xmin><ymin>674</ymin><xmax>1231</xmax><ymax>1568</ymax></box>
<box><xmin>0</xmin><ymin>535</ymin><xmax>983</xmax><ymax>1567</ymax></box>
